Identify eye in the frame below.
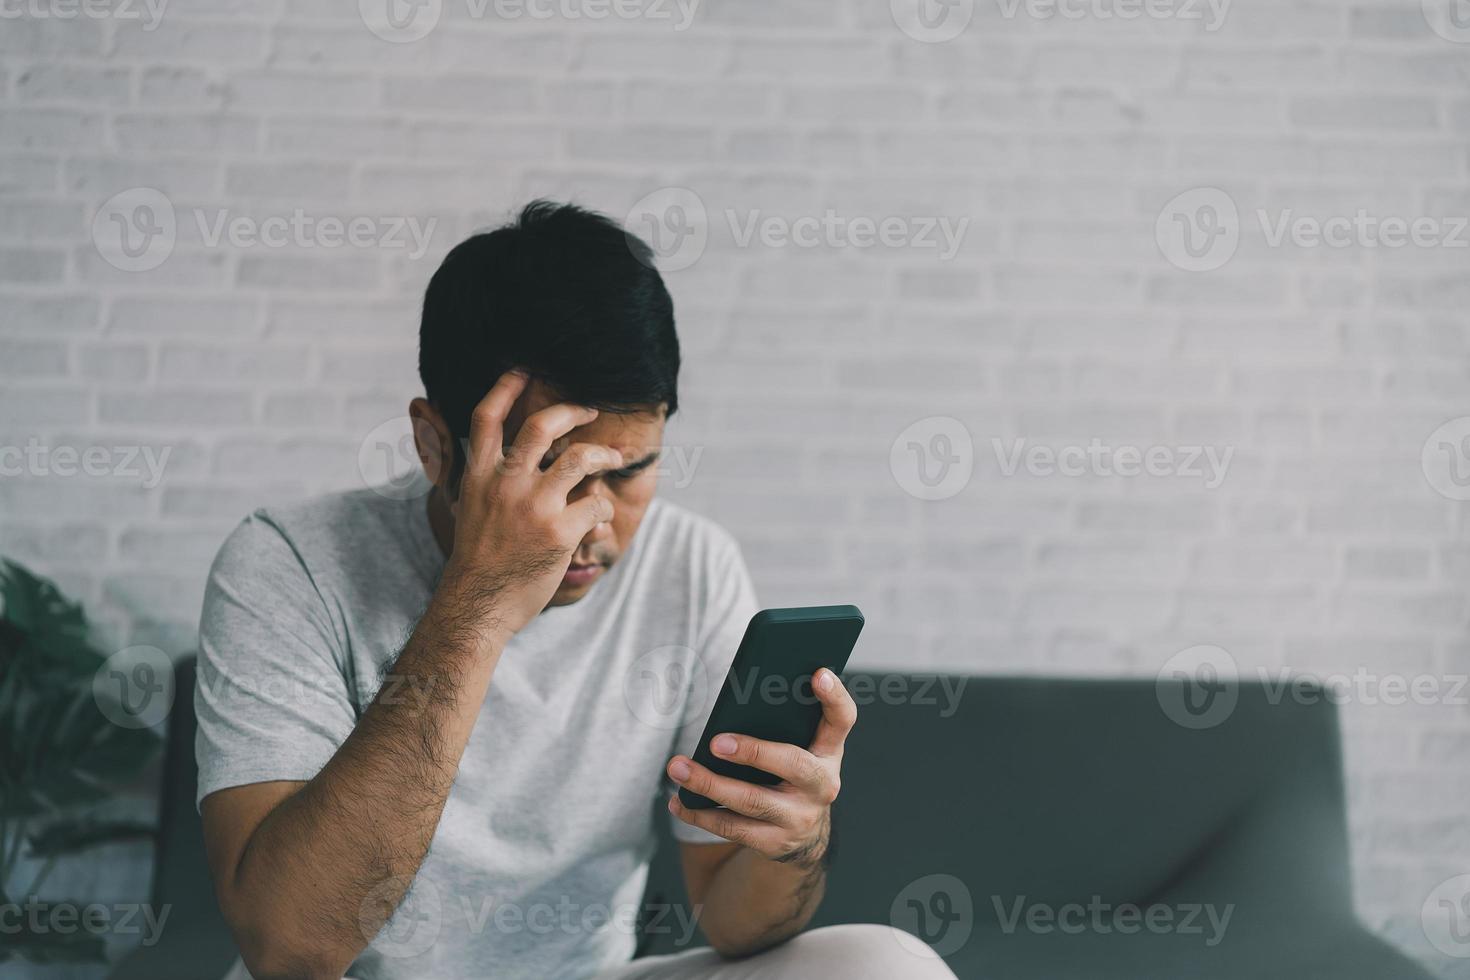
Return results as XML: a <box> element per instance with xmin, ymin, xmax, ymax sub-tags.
<box><xmin>606</xmin><ymin>465</ymin><xmax>642</xmax><ymax>481</ymax></box>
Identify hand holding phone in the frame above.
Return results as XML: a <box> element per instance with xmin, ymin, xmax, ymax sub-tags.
<box><xmin>666</xmin><ymin>605</ymin><xmax>864</xmax><ymax>862</ymax></box>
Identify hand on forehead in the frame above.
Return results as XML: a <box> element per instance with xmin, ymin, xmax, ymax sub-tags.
<box><xmin>502</xmin><ymin>378</ymin><xmax>666</xmax><ymax>461</ymax></box>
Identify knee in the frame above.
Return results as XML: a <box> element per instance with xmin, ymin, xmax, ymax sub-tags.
<box><xmin>786</xmin><ymin>924</ymin><xmax>956</xmax><ymax>978</ymax></box>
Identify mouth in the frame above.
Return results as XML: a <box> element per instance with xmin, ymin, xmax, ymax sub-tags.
<box><xmin>561</xmin><ymin>561</ymin><xmax>606</xmax><ymax>588</ymax></box>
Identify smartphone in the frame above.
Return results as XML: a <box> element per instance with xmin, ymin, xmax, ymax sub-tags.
<box><xmin>678</xmin><ymin>604</ymin><xmax>865</xmax><ymax>810</ymax></box>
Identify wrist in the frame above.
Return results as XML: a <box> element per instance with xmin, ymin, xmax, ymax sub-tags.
<box><xmin>778</xmin><ymin>809</ymin><xmax>833</xmax><ymax>872</ymax></box>
<box><xmin>432</xmin><ymin>564</ymin><xmax>518</xmax><ymax>652</ymax></box>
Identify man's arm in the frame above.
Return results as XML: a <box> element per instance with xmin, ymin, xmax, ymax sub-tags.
<box><xmin>664</xmin><ymin>668</ymin><xmax>856</xmax><ymax>957</ymax></box>
<box><xmin>201</xmin><ymin>371</ymin><xmax>624</xmax><ymax>980</ymax></box>
<box><xmin>201</xmin><ymin>582</ymin><xmax>509</xmax><ymax>980</ymax></box>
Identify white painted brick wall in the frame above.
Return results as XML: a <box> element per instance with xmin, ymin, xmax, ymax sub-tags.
<box><xmin>2</xmin><ymin>1</ymin><xmax>1469</xmax><ymax>976</ymax></box>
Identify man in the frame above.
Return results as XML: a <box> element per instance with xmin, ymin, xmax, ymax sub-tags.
<box><xmin>196</xmin><ymin>201</ymin><xmax>955</xmax><ymax>980</ymax></box>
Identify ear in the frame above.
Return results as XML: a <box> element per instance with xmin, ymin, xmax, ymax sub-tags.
<box><xmin>408</xmin><ymin>397</ymin><xmax>456</xmax><ymax>493</ymax></box>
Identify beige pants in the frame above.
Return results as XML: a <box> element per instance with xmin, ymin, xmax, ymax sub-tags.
<box><xmin>223</xmin><ymin>924</ymin><xmax>956</xmax><ymax>980</ymax></box>
<box><xmin>593</xmin><ymin>924</ymin><xmax>957</xmax><ymax>980</ymax></box>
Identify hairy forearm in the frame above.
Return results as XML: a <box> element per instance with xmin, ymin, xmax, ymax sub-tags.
<box><xmin>699</xmin><ymin>811</ymin><xmax>830</xmax><ymax>958</ymax></box>
<box><xmin>228</xmin><ymin>580</ymin><xmax>506</xmax><ymax>977</ymax></box>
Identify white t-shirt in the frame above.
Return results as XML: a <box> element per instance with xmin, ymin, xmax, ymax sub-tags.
<box><xmin>195</xmin><ymin>488</ymin><xmax>758</xmax><ymax>980</ymax></box>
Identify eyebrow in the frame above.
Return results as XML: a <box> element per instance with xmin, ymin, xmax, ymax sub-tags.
<box><xmin>612</xmin><ymin>450</ymin><xmax>661</xmax><ymax>474</ymax></box>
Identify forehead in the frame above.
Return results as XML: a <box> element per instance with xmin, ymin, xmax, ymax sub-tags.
<box><xmin>505</xmin><ymin>378</ymin><xmax>666</xmax><ymax>449</ymax></box>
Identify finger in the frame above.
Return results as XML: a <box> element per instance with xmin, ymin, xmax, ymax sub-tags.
<box><xmin>808</xmin><ymin>668</ymin><xmax>858</xmax><ymax>759</ymax></box>
<box><xmin>464</xmin><ymin>370</ymin><xmax>528</xmax><ymax>477</ymax></box>
<box><xmin>563</xmin><ymin>493</ymin><xmax>614</xmax><ymax>539</ymax></box>
<box><xmin>667</xmin><ymin>794</ymin><xmax>778</xmax><ymax>849</ymax></box>
<box><xmin>542</xmin><ymin>442</ymin><xmax>624</xmax><ymax>496</ymax></box>
<box><xmin>707</xmin><ymin>733</ymin><xmax>829</xmax><ymax>796</ymax></box>
<box><xmin>501</xmin><ymin>403</ymin><xmax>599</xmax><ymax>477</ymax></box>
<box><xmin>666</xmin><ymin>757</ymin><xmax>793</xmax><ymax>824</ymax></box>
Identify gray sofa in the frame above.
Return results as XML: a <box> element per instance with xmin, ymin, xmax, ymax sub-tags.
<box><xmin>110</xmin><ymin>659</ymin><xmax>1433</xmax><ymax>979</ymax></box>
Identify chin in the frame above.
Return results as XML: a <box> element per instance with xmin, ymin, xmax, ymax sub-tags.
<box><xmin>548</xmin><ymin>584</ymin><xmax>592</xmax><ymax>606</ymax></box>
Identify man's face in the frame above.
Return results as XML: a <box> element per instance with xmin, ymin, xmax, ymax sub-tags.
<box><xmin>496</xmin><ymin>380</ymin><xmax>666</xmax><ymax>606</ymax></box>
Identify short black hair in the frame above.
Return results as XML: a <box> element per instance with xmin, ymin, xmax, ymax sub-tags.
<box><xmin>418</xmin><ymin>200</ymin><xmax>680</xmax><ymax>453</ymax></box>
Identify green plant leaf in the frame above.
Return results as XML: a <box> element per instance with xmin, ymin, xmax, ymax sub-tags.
<box><xmin>0</xmin><ymin>567</ymin><xmax>162</xmax><ymax>819</ymax></box>
<box><xmin>4</xmin><ymin>909</ymin><xmax>110</xmax><ymax>963</ymax></box>
<box><xmin>1</xmin><ymin>559</ymin><xmax>90</xmax><ymax>646</ymax></box>
<box><xmin>1</xmin><ymin>564</ymin><xmax>104</xmax><ymax>695</ymax></box>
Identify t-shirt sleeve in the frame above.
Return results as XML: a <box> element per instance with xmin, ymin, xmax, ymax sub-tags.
<box><xmin>194</xmin><ymin>512</ymin><xmax>359</xmax><ymax>809</ymax></box>
<box><xmin>669</xmin><ymin>525</ymin><xmax>761</xmax><ymax>845</ymax></box>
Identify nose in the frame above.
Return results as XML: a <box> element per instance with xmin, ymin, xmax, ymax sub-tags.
<box><xmin>568</xmin><ymin>478</ymin><xmax>614</xmax><ymax>542</ymax></box>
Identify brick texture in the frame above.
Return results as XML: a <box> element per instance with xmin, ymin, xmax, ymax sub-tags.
<box><xmin>2</xmin><ymin>1</ymin><xmax>1468</xmax><ymax>976</ymax></box>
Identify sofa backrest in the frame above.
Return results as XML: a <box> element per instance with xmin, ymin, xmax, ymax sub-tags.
<box><xmin>639</xmin><ymin>672</ymin><xmax>1351</xmax><ymax>954</ymax></box>
<box><xmin>111</xmin><ymin>656</ymin><xmax>238</xmax><ymax>980</ymax></box>
<box><xmin>128</xmin><ymin>661</ymin><xmax>1353</xmax><ymax>972</ymax></box>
